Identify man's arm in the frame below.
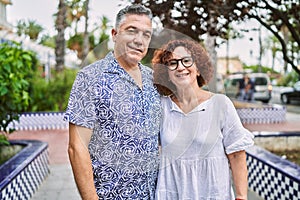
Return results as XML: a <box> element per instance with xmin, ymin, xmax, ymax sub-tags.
<box><xmin>228</xmin><ymin>150</ymin><xmax>248</xmax><ymax>200</ymax></box>
<box><xmin>68</xmin><ymin>123</ymin><xmax>98</xmax><ymax>200</ymax></box>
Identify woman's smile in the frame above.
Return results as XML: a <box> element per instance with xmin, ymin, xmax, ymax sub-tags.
<box><xmin>175</xmin><ymin>72</ymin><xmax>190</xmax><ymax>78</ymax></box>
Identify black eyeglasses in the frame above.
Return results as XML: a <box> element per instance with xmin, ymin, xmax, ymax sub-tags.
<box><xmin>166</xmin><ymin>57</ymin><xmax>194</xmax><ymax>71</ymax></box>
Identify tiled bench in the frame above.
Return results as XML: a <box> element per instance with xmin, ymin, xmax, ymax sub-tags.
<box><xmin>237</xmin><ymin>104</ymin><xmax>286</xmax><ymax>124</ymax></box>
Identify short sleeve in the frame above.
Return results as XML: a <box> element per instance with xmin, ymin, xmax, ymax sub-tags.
<box><xmin>64</xmin><ymin>70</ymin><xmax>96</xmax><ymax>129</ymax></box>
<box><xmin>221</xmin><ymin>97</ymin><xmax>254</xmax><ymax>154</ymax></box>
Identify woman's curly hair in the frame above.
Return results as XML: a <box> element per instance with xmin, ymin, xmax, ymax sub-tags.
<box><xmin>152</xmin><ymin>39</ymin><xmax>214</xmax><ymax>96</ymax></box>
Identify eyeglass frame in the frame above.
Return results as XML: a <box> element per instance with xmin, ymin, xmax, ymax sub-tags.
<box><xmin>165</xmin><ymin>56</ymin><xmax>194</xmax><ymax>71</ymax></box>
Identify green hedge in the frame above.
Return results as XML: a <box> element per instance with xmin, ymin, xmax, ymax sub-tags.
<box><xmin>27</xmin><ymin>68</ymin><xmax>78</xmax><ymax>112</ymax></box>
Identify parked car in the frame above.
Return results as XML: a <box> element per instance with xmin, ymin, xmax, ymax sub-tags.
<box><xmin>224</xmin><ymin>73</ymin><xmax>272</xmax><ymax>103</ymax></box>
<box><xmin>280</xmin><ymin>81</ymin><xmax>300</xmax><ymax>104</ymax></box>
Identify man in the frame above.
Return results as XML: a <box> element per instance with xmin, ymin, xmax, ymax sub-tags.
<box><xmin>244</xmin><ymin>75</ymin><xmax>255</xmax><ymax>101</ymax></box>
<box><xmin>237</xmin><ymin>74</ymin><xmax>254</xmax><ymax>101</ymax></box>
<box><xmin>64</xmin><ymin>4</ymin><xmax>161</xmax><ymax>199</ymax></box>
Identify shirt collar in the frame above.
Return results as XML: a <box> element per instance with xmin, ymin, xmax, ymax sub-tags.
<box><xmin>167</xmin><ymin>96</ymin><xmax>209</xmax><ymax>114</ymax></box>
<box><xmin>102</xmin><ymin>51</ymin><xmax>148</xmax><ymax>75</ymax></box>
<box><xmin>101</xmin><ymin>52</ymin><xmax>153</xmax><ymax>89</ymax></box>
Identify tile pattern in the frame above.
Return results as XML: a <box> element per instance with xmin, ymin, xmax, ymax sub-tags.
<box><xmin>0</xmin><ymin>148</ymin><xmax>49</xmax><ymax>199</ymax></box>
<box><xmin>247</xmin><ymin>148</ymin><xmax>300</xmax><ymax>200</ymax></box>
<box><xmin>237</xmin><ymin>106</ymin><xmax>286</xmax><ymax>124</ymax></box>
<box><xmin>8</xmin><ymin>112</ymin><xmax>68</xmax><ymax>131</ymax></box>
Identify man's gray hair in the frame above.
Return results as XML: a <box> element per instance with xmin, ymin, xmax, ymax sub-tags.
<box><xmin>115</xmin><ymin>4</ymin><xmax>153</xmax><ymax>29</ymax></box>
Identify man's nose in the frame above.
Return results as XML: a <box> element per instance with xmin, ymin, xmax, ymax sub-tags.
<box><xmin>133</xmin><ymin>31</ymin><xmax>144</xmax><ymax>44</ymax></box>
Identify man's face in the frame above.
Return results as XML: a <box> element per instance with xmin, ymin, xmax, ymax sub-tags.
<box><xmin>112</xmin><ymin>14</ymin><xmax>152</xmax><ymax>66</ymax></box>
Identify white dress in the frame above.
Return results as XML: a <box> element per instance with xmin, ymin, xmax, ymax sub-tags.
<box><xmin>156</xmin><ymin>94</ymin><xmax>254</xmax><ymax>200</ymax></box>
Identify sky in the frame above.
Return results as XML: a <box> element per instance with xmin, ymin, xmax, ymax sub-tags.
<box><xmin>6</xmin><ymin>0</ymin><xmax>279</xmax><ymax>70</ymax></box>
<box><xmin>7</xmin><ymin>0</ymin><xmax>123</xmax><ymax>35</ymax></box>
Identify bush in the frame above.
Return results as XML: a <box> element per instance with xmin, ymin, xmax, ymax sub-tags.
<box><xmin>0</xmin><ymin>42</ymin><xmax>37</xmax><ymax>145</ymax></box>
<box><xmin>276</xmin><ymin>71</ymin><xmax>299</xmax><ymax>86</ymax></box>
<box><xmin>27</xmin><ymin>68</ymin><xmax>78</xmax><ymax>112</ymax></box>
<box><xmin>243</xmin><ymin>64</ymin><xmax>279</xmax><ymax>74</ymax></box>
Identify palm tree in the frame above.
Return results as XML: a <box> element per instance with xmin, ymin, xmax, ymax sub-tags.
<box><xmin>25</xmin><ymin>20</ymin><xmax>44</xmax><ymax>41</ymax></box>
<box><xmin>81</xmin><ymin>0</ymin><xmax>90</xmax><ymax>65</ymax></box>
<box><xmin>15</xmin><ymin>19</ymin><xmax>43</xmax><ymax>41</ymax></box>
<box><xmin>55</xmin><ymin>0</ymin><xmax>67</xmax><ymax>72</ymax></box>
<box><xmin>15</xmin><ymin>20</ymin><xmax>26</xmax><ymax>37</ymax></box>
<box><xmin>65</xmin><ymin>0</ymin><xmax>86</xmax><ymax>34</ymax></box>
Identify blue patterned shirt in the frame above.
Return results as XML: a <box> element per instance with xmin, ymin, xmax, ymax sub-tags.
<box><xmin>64</xmin><ymin>52</ymin><xmax>162</xmax><ymax>199</ymax></box>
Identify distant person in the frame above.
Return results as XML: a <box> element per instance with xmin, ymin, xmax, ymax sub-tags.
<box><xmin>152</xmin><ymin>39</ymin><xmax>254</xmax><ymax>199</ymax></box>
<box><xmin>64</xmin><ymin>4</ymin><xmax>161</xmax><ymax>199</ymax></box>
<box><xmin>244</xmin><ymin>75</ymin><xmax>255</xmax><ymax>101</ymax></box>
<box><xmin>237</xmin><ymin>74</ymin><xmax>254</xmax><ymax>101</ymax></box>
<box><xmin>236</xmin><ymin>77</ymin><xmax>245</xmax><ymax>100</ymax></box>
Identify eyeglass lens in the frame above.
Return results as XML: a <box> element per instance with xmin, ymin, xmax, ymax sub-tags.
<box><xmin>167</xmin><ymin>57</ymin><xmax>194</xmax><ymax>70</ymax></box>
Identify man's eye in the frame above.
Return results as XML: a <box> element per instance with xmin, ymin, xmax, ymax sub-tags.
<box><xmin>143</xmin><ymin>33</ymin><xmax>151</xmax><ymax>39</ymax></box>
<box><xmin>127</xmin><ymin>28</ymin><xmax>137</xmax><ymax>34</ymax></box>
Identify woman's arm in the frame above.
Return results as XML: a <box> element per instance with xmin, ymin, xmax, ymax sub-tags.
<box><xmin>228</xmin><ymin>150</ymin><xmax>248</xmax><ymax>200</ymax></box>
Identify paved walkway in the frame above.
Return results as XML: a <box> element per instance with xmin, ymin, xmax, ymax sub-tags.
<box><xmin>8</xmin><ymin>112</ymin><xmax>300</xmax><ymax>200</ymax></box>
<box><xmin>9</xmin><ymin>129</ymin><xmax>81</xmax><ymax>199</ymax></box>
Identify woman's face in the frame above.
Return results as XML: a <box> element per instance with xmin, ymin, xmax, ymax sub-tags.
<box><xmin>167</xmin><ymin>46</ymin><xmax>199</xmax><ymax>89</ymax></box>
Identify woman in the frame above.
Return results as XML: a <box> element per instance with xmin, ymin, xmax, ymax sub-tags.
<box><xmin>152</xmin><ymin>39</ymin><xmax>253</xmax><ymax>200</ymax></box>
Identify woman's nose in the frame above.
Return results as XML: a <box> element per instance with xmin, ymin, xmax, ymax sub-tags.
<box><xmin>176</xmin><ymin>61</ymin><xmax>186</xmax><ymax>70</ymax></box>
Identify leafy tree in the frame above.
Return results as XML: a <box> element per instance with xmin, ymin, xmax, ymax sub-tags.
<box><xmin>0</xmin><ymin>42</ymin><xmax>37</xmax><ymax>145</ymax></box>
<box><xmin>238</xmin><ymin>0</ymin><xmax>300</xmax><ymax>75</ymax></box>
<box><xmin>129</xmin><ymin>0</ymin><xmax>249</xmax><ymax>41</ymax></box>
<box><xmin>129</xmin><ymin>0</ymin><xmax>299</xmax><ymax>76</ymax></box>
<box><xmin>128</xmin><ymin>0</ymin><xmax>250</xmax><ymax>91</ymax></box>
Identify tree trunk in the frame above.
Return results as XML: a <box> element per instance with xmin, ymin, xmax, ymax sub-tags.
<box><xmin>81</xmin><ymin>0</ymin><xmax>90</xmax><ymax>67</ymax></box>
<box><xmin>55</xmin><ymin>0</ymin><xmax>67</xmax><ymax>72</ymax></box>
<box><xmin>226</xmin><ymin>39</ymin><xmax>229</xmax><ymax>74</ymax></box>
<box><xmin>205</xmin><ymin>34</ymin><xmax>218</xmax><ymax>93</ymax></box>
<box><xmin>258</xmin><ymin>26</ymin><xmax>262</xmax><ymax>73</ymax></box>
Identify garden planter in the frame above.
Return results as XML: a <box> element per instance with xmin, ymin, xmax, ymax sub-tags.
<box><xmin>0</xmin><ymin>140</ymin><xmax>49</xmax><ymax>199</ymax></box>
